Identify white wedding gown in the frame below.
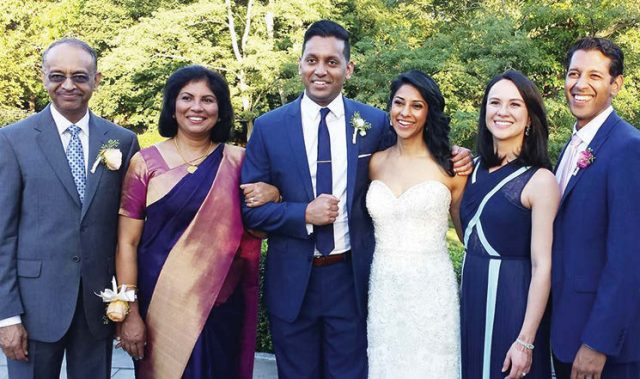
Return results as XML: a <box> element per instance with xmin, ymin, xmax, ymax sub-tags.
<box><xmin>366</xmin><ymin>180</ymin><xmax>460</xmax><ymax>378</ymax></box>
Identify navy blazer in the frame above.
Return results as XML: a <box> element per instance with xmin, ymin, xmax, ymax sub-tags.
<box><xmin>0</xmin><ymin>105</ymin><xmax>139</xmax><ymax>341</ymax></box>
<box><xmin>241</xmin><ymin>96</ymin><xmax>390</xmax><ymax>322</ymax></box>
<box><xmin>551</xmin><ymin>111</ymin><xmax>640</xmax><ymax>363</ymax></box>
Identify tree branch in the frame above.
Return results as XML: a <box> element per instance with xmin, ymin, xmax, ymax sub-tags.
<box><xmin>225</xmin><ymin>0</ymin><xmax>243</xmax><ymax>63</ymax></box>
<box><xmin>241</xmin><ymin>0</ymin><xmax>253</xmax><ymax>54</ymax></box>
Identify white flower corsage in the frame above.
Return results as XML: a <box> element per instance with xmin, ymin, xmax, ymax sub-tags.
<box><xmin>90</xmin><ymin>140</ymin><xmax>122</xmax><ymax>173</ymax></box>
<box><xmin>351</xmin><ymin>112</ymin><xmax>372</xmax><ymax>144</ymax></box>
<box><xmin>95</xmin><ymin>277</ymin><xmax>137</xmax><ymax>322</ymax></box>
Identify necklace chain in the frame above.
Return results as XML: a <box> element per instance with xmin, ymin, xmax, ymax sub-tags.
<box><xmin>173</xmin><ymin>137</ymin><xmax>214</xmax><ymax>173</ymax></box>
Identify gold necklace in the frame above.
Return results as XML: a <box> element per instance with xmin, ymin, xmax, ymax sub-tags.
<box><xmin>173</xmin><ymin>137</ymin><xmax>214</xmax><ymax>174</ymax></box>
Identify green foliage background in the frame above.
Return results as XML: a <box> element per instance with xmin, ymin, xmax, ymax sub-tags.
<box><xmin>3</xmin><ymin>0</ymin><xmax>640</xmax><ymax>352</ymax></box>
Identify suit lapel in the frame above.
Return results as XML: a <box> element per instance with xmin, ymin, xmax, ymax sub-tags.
<box><xmin>286</xmin><ymin>97</ymin><xmax>314</xmax><ymax>201</ymax></box>
<box><xmin>35</xmin><ymin>106</ymin><xmax>82</xmax><ymax>208</ymax></box>
<box><xmin>343</xmin><ymin>98</ymin><xmax>358</xmax><ymax>214</ymax></box>
<box><xmin>82</xmin><ymin>113</ymin><xmax>108</xmax><ymax>219</ymax></box>
<box><xmin>560</xmin><ymin>112</ymin><xmax>619</xmax><ymax>206</ymax></box>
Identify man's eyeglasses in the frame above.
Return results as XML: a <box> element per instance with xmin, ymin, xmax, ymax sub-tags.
<box><xmin>47</xmin><ymin>73</ymin><xmax>92</xmax><ymax>84</ymax></box>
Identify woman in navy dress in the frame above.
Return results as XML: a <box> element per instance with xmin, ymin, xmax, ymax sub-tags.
<box><xmin>460</xmin><ymin>70</ymin><xmax>560</xmax><ymax>379</ymax></box>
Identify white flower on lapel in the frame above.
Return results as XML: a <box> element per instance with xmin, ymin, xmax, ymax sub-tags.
<box><xmin>90</xmin><ymin>140</ymin><xmax>122</xmax><ymax>173</ymax></box>
<box><xmin>351</xmin><ymin>112</ymin><xmax>372</xmax><ymax>144</ymax></box>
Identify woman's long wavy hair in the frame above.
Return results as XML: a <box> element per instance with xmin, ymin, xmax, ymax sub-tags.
<box><xmin>388</xmin><ymin>70</ymin><xmax>454</xmax><ymax>176</ymax></box>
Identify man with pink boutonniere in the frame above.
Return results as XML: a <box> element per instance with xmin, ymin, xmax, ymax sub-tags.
<box><xmin>551</xmin><ymin>37</ymin><xmax>640</xmax><ymax>379</ymax></box>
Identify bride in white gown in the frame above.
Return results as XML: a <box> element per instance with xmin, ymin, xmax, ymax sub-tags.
<box><xmin>366</xmin><ymin>70</ymin><xmax>467</xmax><ymax>378</ymax></box>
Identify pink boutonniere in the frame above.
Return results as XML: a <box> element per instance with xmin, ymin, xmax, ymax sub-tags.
<box><xmin>574</xmin><ymin>148</ymin><xmax>595</xmax><ymax>174</ymax></box>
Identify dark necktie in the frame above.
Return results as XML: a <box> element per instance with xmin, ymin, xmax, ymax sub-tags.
<box><xmin>65</xmin><ymin>124</ymin><xmax>86</xmax><ymax>203</ymax></box>
<box><xmin>314</xmin><ymin>108</ymin><xmax>334</xmax><ymax>255</ymax></box>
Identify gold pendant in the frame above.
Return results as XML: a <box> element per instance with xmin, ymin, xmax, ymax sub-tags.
<box><xmin>187</xmin><ymin>165</ymin><xmax>198</xmax><ymax>174</ymax></box>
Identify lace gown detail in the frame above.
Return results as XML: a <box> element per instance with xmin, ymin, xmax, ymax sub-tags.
<box><xmin>366</xmin><ymin>180</ymin><xmax>461</xmax><ymax>378</ymax></box>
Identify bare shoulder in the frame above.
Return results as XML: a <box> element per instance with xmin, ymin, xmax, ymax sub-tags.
<box><xmin>523</xmin><ymin>168</ymin><xmax>560</xmax><ymax>207</ymax></box>
<box><xmin>529</xmin><ymin>168</ymin><xmax>558</xmax><ymax>189</ymax></box>
<box><xmin>369</xmin><ymin>148</ymin><xmax>391</xmax><ymax>180</ymax></box>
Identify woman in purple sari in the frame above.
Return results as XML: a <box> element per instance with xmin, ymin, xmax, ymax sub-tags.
<box><xmin>114</xmin><ymin>65</ymin><xmax>266</xmax><ymax>379</ymax></box>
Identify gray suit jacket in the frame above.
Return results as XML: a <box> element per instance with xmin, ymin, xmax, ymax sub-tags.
<box><xmin>0</xmin><ymin>105</ymin><xmax>139</xmax><ymax>342</ymax></box>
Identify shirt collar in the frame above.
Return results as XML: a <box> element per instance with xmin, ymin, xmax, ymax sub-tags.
<box><xmin>50</xmin><ymin>104</ymin><xmax>90</xmax><ymax>137</ymax></box>
<box><xmin>301</xmin><ymin>92</ymin><xmax>345</xmax><ymax>120</ymax></box>
<box><xmin>573</xmin><ymin>105</ymin><xmax>613</xmax><ymax>143</ymax></box>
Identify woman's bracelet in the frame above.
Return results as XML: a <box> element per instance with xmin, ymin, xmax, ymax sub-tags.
<box><xmin>118</xmin><ymin>284</ymin><xmax>138</xmax><ymax>294</ymax></box>
<box><xmin>515</xmin><ymin>338</ymin><xmax>535</xmax><ymax>350</ymax></box>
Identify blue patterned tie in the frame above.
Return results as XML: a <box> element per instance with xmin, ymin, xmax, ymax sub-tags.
<box><xmin>65</xmin><ymin>125</ymin><xmax>86</xmax><ymax>203</ymax></box>
<box><xmin>314</xmin><ymin>108</ymin><xmax>334</xmax><ymax>255</ymax></box>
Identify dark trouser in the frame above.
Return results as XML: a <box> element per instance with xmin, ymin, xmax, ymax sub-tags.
<box><xmin>269</xmin><ymin>257</ymin><xmax>367</xmax><ymax>379</ymax></box>
<box><xmin>554</xmin><ymin>353</ymin><xmax>640</xmax><ymax>379</ymax></box>
<box><xmin>7</xmin><ymin>288</ymin><xmax>112</xmax><ymax>379</ymax></box>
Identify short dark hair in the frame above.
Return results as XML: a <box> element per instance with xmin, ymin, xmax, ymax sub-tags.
<box><xmin>565</xmin><ymin>37</ymin><xmax>624</xmax><ymax>78</ymax></box>
<box><xmin>477</xmin><ymin>70</ymin><xmax>551</xmax><ymax>170</ymax></box>
<box><xmin>158</xmin><ymin>65</ymin><xmax>233</xmax><ymax>143</ymax></box>
<box><xmin>302</xmin><ymin>20</ymin><xmax>351</xmax><ymax>62</ymax></box>
<box><xmin>389</xmin><ymin>70</ymin><xmax>454</xmax><ymax>176</ymax></box>
<box><xmin>42</xmin><ymin>38</ymin><xmax>98</xmax><ymax>72</ymax></box>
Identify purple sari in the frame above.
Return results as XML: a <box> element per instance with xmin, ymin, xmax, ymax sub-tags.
<box><xmin>120</xmin><ymin>144</ymin><xmax>260</xmax><ymax>379</ymax></box>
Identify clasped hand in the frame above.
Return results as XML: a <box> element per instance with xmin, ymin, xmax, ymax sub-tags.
<box><xmin>241</xmin><ymin>182</ymin><xmax>280</xmax><ymax>207</ymax></box>
<box><xmin>116</xmin><ymin>309</ymin><xmax>147</xmax><ymax>360</ymax></box>
<box><xmin>306</xmin><ymin>194</ymin><xmax>339</xmax><ymax>225</ymax></box>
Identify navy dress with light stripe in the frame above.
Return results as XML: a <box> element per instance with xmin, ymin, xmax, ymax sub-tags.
<box><xmin>460</xmin><ymin>160</ymin><xmax>551</xmax><ymax>379</ymax></box>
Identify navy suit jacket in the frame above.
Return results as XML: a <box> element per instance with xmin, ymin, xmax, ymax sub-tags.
<box><xmin>551</xmin><ymin>111</ymin><xmax>640</xmax><ymax>363</ymax></box>
<box><xmin>0</xmin><ymin>105</ymin><xmax>139</xmax><ymax>341</ymax></box>
<box><xmin>241</xmin><ymin>96</ymin><xmax>390</xmax><ymax>322</ymax></box>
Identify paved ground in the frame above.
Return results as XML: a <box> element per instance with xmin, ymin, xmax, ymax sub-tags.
<box><xmin>0</xmin><ymin>344</ymin><xmax>277</xmax><ymax>378</ymax></box>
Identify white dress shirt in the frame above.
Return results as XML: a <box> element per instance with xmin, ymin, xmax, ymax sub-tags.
<box><xmin>301</xmin><ymin>92</ymin><xmax>351</xmax><ymax>256</ymax></box>
<box><xmin>0</xmin><ymin>106</ymin><xmax>91</xmax><ymax>328</ymax></box>
<box><xmin>555</xmin><ymin>106</ymin><xmax>613</xmax><ymax>185</ymax></box>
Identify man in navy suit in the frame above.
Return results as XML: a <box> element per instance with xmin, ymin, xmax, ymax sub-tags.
<box><xmin>0</xmin><ymin>38</ymin><xmax>139</xmax><ymax>379</ymax></box>
<box><xmin>552</xmin><ymin>37</ymin><xmax>640</xmax><ymax>379</ymax></box>
<box><xmin>242</xmin><ymin>20</ymin><xmax>470</xmax><ymax>378</ymax></box>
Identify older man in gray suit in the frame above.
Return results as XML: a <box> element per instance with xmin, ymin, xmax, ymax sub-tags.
<box><xmin>0</xmin><ymin>38</ymin><xmax>139</xmax><ymax>379</ymax></box>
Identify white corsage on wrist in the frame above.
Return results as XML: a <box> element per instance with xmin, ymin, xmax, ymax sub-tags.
<box><xmin>96</xmin><ymin>277</ymin><xmax>137</xmax><ymax>322</ymax></box>
<box><xmin>351</xmin><ymin>112</ymin><xmax>372</xmax><ymax>144</ymax></box>
<box><xmin>91</xmin><ymin>140</ymin><xmax>122</xmax><ymax>173</ymax></box>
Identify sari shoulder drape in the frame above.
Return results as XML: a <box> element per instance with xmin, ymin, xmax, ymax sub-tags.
<box><xmin>138</xmin><ymin>144</ymin><xmax>261</xmax><ymax>379</ymax></box>
<box><xmin>119</xmin><ymin>145</ymin><xmax>192</xmax><ymax>219</ymax></box>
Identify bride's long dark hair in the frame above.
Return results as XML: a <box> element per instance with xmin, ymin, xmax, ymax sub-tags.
<box><xmin>388</xmin><ymin>70</ymin><xmax>454</xmax><ymax>176</ymax></box>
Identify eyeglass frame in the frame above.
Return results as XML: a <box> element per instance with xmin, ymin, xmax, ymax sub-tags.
<box><xmin>44</xmin><ymin>71</ymin><xmax>96</xmax><ymax>84</ymax></box>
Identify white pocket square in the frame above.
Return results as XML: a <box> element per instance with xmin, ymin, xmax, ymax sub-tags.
<box><xmin>358</xmin><ymin>153</ymin><xmax>372</xmax><ymax>158</ymax></box>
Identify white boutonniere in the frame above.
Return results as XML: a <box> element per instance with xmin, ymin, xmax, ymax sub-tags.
<box><xmin>351</xmin><ymin>112</ymin><xmax>372</xmax><ymax>144</ymax></box>
<box><xmin>90</xmin><ymin>140</ymin><xmax>122</xmax><ymax>173</ymax></box>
